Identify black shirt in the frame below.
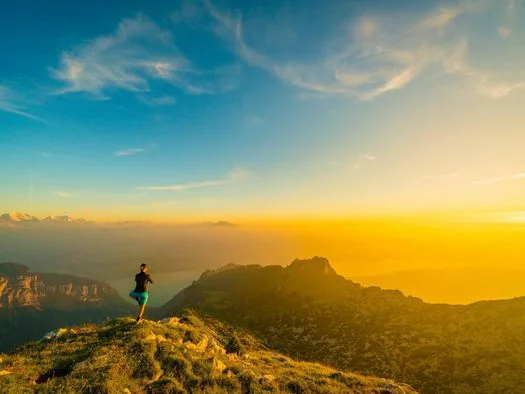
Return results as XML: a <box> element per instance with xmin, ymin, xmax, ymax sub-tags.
<box><xmin>134</xmin><ymin>272</ymin><xmax>153</xmax><ymax>293</ymax></box>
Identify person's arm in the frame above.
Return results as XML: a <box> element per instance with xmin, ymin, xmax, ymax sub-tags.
<box><xmin>148</xmin><ymin>274</ymin><xmax>154</xmax><ymax>284</ymax></box>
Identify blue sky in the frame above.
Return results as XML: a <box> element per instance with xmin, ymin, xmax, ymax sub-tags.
<box><xmin>1</xmin><ymin>0</ymin><xmax>524</xmax><ymax>221</ymax></box>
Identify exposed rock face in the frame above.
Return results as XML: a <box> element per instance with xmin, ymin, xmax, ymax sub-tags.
<box><xmin>0</xmin><ymin>263</ymin><xmax>132</xmax><ymax>352</ymax></box>
<box><xmin>0</xmin><ymin>263</ymin><xmax>124</xmax><ymax>310</ymax></box>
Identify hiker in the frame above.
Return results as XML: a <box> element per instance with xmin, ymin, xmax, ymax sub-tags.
<box><xmin>129</xmin><ymin>263</ymin><xmax>154</xmax><ymax>323</ymax></box>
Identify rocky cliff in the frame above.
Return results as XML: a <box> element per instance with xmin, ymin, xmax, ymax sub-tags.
<box><xmin>0</xmin><ymin>262</ymin><xmax>132</xmax><ymax>352</ymax></box>
<box><xmin>0</xmin><ymin>263</ymin><xmax>123</xmax><ymax>310</ymax></box>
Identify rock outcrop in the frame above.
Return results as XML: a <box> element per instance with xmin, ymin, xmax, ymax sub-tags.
<box><xmin>0</xmin><ymin>263</ymin><xmax>123</xmax><ymax>310</ymax></box>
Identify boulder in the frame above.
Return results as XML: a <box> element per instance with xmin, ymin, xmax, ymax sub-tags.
<box><xmin>260</xmin><ymin>374</ymin><xmax>276</xmax><ymax>385</ymax></box>
<box><xmin>196</xmin><ymin>335</ymin><xmax>208</xmax><ymax>351</ymax></box>
<box><xmin>159</xmin><ymin>317</ymin><xmax>179</xmax><ymax>325</ymax></box>
<box><xmin>212</xmin><ymin>358</ymin><xmax>227</xmax><ymax>373</ymax></box>
<box><xmin>144</xmin><ymin>333</ymin><xmax>157</xmax><ymax>342</ymax></box>
<box><xmin>40</xmin><ymin>328</ymin><xmax>69</xmax><ymax>342</ymax></box>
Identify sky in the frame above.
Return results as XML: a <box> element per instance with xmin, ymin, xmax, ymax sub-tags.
<box><xmin>1</xmin><ymin>0</ymin><xmax>525</xmax><ymax>222</ymax></box>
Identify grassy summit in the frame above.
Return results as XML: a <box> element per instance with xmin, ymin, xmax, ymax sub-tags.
<box><xmin>0</xmin><ymin>312</ymin><xmax>416</xmax><ymax>394</ymax></box>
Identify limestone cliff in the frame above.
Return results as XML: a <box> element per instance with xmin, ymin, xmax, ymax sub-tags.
<box><xmin>0</xmin><ymin>263</ymin><xmax>126</xmax><ymax>310</ymax></box>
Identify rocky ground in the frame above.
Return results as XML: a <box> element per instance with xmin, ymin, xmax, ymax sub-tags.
<box><xmin>0</xmin><ymin>311</ymin><xmax>416</xmax><ymax>393</ymax></box>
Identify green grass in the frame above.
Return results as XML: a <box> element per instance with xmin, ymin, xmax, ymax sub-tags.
<box><xmin>0</xmin><ymin>312</ymin><xmax>416</xmax><ymax>393</ymax></box>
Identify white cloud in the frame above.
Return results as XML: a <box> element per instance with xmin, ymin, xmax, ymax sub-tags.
<box><xmin>52</xmin><ymin>191</ymin><xmax>73</xmax><ymax>198</ymax></box>
<box><xmin>353</xmin><ymin>154</ymin><xmax>376</xmax><ymax>169</ymax></box>
<box><xmin>423</xmin><ymin>172</ymin><xmax>460</xmax><ymax>180</ymax></box>
<box><xmin>416</xmin><ymin>7</ymin><xmax>461</xmax><ymax>30</ymax></box>
<box><xmin>497</xmin><ymin>26</ymin><xmax>512</xmax><ymax>38</ymax></box>
<box><xmin>114</xmin><ymin>148</ymin><xmax>145</xmax><ymax>157</ymax></box>
<box><xmin>0</xmin><ymin>85</ymin><xmax>49</xmax><ymax>123</ymax></box>
<box><xmin>356</xmin><ymin>19</ymin><xmax>377</xmax><ymax>38</ymax></box>
<box><xmin>203</xmin><ymin>0</ymin><xmax>522</xmax><ymax>100</ymax></box>
<box><xmin>443</xmin><ymin>41</ymin><xmax>525</xmax><ymax>98</ymax></box>
<box><xmin>52</xmin><ymin>15</ymin><xmax>233</xmax><ymax>98</ymax></box>
<box><xmin>138</xmin><ymin>95</ymin><xmax>177</xmax><ymax>106</ymax></box>
<box><xmin>137</xmin><ymin>167</ymin><xmax>253</xmax><ymax>191</ymax></box>
<box><xmin>473</xmin><ymin>173</ymin><xmax>525</xmax><ymax>185</ymax></box>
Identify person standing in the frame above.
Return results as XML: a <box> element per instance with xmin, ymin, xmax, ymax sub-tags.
<box><xmin>129</xmin><ymin>263</ymin><xmax>154</xmax><ymax>323</ymax></box>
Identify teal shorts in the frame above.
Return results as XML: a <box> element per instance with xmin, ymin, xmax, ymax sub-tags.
<box><xmin>129</xmin><ymin>290</ymin><xmax>149</xmax><ymax>306</ymax></box>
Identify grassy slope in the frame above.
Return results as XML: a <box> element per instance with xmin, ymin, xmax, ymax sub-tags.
<box><xmin>0</xmin><ymin>312</ymin><xmax>416</xmax><ymax>394</ymax></box>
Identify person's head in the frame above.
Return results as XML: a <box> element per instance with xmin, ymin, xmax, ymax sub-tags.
<box><xmin>140</xmin><ymin>263</ymin><xmax>147</xmax><ymax>272</ymax></box>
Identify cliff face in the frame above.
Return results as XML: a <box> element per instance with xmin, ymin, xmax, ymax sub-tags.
<box><xmin>0</xmin><ymin>263</ymin><xmax>125</xmax><ymax>310</ymax></box>
<box><xmin>0</xmin><ymin>263</ymin><xmax>133</xmax><ymax>352</ymax></box>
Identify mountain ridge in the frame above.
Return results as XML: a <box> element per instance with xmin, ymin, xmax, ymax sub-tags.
<box><xmin>161</xmin><ymin>256</ymin><xmax>525</xmax><ymax>393</ymax></box>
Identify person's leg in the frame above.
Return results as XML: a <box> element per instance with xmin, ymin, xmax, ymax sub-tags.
<box><xmin>137</xmin><ymin>304</ymin><xmax>146</xmax><ymax>320</ymax></box>
<box><xmin>129</xmin><ymin>291</ymin><xmax>140</xmax><ymax>305</ymax></box>
<box><xmin>136</xmin><ymin>292</ymin><xmax>148</xmax><ymax>322</ymax></box>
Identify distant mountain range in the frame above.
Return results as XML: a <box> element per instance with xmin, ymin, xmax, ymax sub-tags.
<box><xmin>0</xmin><ymin>212</ymin><xmax>91</xmax><ymax>225</ymax></box>
<box><xmin>161</xmin><ymin>257</ymin><xmax>525</xmax><ymax>394</ymax></box>
<box><xmin>0</xmin><ymin>262</ymin><xmax>131</xmax><ymax>352</ymax></box>
<box><xmin>0</xmin><ymin>212</ymin><xmax>237</xmax><ymax>228</ymax></box>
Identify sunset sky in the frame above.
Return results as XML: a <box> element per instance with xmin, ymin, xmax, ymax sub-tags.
<box><xmin>1</xmin><ymin>0</ymin><xmax>524</xmax><ymax>222</ymax></box>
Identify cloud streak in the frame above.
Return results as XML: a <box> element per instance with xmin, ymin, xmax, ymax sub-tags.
<box><xmin>0</xmin><ymin>86</ymin><xmax>49</xmax><ymax>124</ymax></box>
<box><xmin>52</xmin><ymin>191</ymin><xmax>73</xmax><ymax>198</ymax></box>
<box><xmin>137</xmin><ymin>167</ymin><xmax>252</xmax><ymax>191</ymax></box>
<box><xmin>353</xmin><ymin>154</ymin><xmax>376</xmax><ymax>169</ymax></box>
<box><xmin>114</xmin><ymin>148</ymin><xmax>146</xmax><ymax>157</ymax></box>
<box><xmin>473</xmin><ymin>173</ymin><xmax>525</xmax><ymax>185</ymax></box>
<box><xmin>114</xmin><ymin>143</ymin><xmax>157</xmax><ymax>157</ymax></box>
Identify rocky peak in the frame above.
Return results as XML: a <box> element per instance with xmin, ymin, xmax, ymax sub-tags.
<box><xmin>287</xmin><ymin>256</ymin><xmax>337</xmax><ymax>276</ymax></box>
<box><xmin>199</xmin><ymin>263</ymin><xmax>243</xmax><ymax>280</ymax></box>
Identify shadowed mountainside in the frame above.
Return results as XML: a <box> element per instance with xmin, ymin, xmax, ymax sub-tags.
<box><xmin>161</xmin><ymin>257</ymin><xmax>525</xmax><ymax>394</ymax></box>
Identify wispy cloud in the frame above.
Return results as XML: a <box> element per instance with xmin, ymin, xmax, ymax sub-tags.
<box><xmin>423</xmin><ymin>172</ymin><xmax>460</xmax><ymax>180</ymax></box>
<box><xmin>443</xmin><ymin>41</ymin><xmax>525</xmax><ymax>98</ymax></box>
<box><xmin>52</xmin><ymin>15</ymin><xmax>234</xmax><ymax>98</ymax></box>
<box><xmin>353</xmin><ymin>154</ymin><xmax>376</xmax><ymax>169</ymax></box>
<box><xmin>137</xmin><ymin>167</ymin><xmax>253</xmax><ymax>191</ymax></box>
<box><xmin>114</xmin><ymin>148</ymin><xmax>145</xmax><ymax>157</ymax></box>
<box><xmin>52</xmin><ymin>191</ymin><xmax>73</xmax><ymax>198</ymax></box>
<box><xmin>473</xmin><ymin>172</ymin><xmax>525</xmax><ymax>185</ymax></box>
<box><xmin>416</xmin><ymin>7</ymin><xmax>461</xmax><ymax>30</ymax></box>
<box><xmin>128</xmin><ymin>200</ymin><xmax>179</xmax><ymax>209</ymax></box>
<box><xmin>202</xmin><ymin>0</ymin><xmax>523</xmax><ymax>100</ymax></box>
<box><xmin>114</xmin><ymin>143</ymin><xmax>157</xmax><ymax>157</ymax></box>
<box><xmin>497</xmin><ymin>26</ymin><xmax>512</xmax><ymax>38</ymax></box>
<box><xmin>497</xmin><ymin>0</ymin><xmax>517</xmax><ymax>39</ymax></box>
<box><xmin>0</xmin><ymin>85</ymin><xmax>49</xmax><ymax>123</ymax></box>
<box><xmin>138</xmin><ymin>95</ymin><xmax>177</xmax><ymax>106</ymax></box>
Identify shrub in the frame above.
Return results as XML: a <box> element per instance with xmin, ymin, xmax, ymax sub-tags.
<box><xmin>225</xmin><ymin>336</ymin><xmax>244</xmax><ymax>355</ymax></box>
